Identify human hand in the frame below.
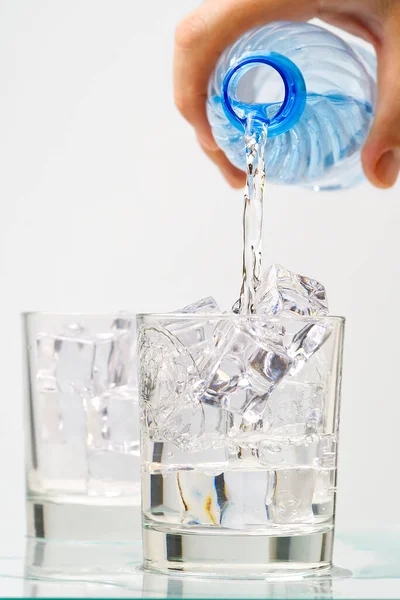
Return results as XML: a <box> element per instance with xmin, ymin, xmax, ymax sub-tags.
<box><xmin>174</xmin><ymin>0</ymin><xmax>400</xmax><ymax>189</ymax></box>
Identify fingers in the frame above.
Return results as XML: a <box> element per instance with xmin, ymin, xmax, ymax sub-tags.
<box><xmin>197</xmin><ymin>135</ymin><xmax>246</xmax><ymax>188</ymax></box>
<box><xmin>174</xmin><ymin>0</ymin><xmax>316</xmax><ymax>183</ymax></box>
<box><xmin>362</xmin><ymin>3</ymin><xmax>400</xmax><ymax>188</ymax></box>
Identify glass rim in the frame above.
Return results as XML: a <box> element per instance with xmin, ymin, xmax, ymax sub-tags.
<box><xmin>137</xmin><ymin>312</ymin><xmax>345</xmax><ymax>323</ymax></box>
<box><xmin>21</xmin><ymin>311</ymin><xmax>136</xmax><ymax>318</ymax></box>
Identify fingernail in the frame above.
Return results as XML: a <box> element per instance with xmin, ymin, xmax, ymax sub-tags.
<box><xmin>375</xmin><ymin>148</ymin><xmax>400</xmax><ymax>187</ymax></box>
<box><xmin>197</xmin><ymin>133</ymin><xmax>219</xmax><ymax>152</ymax></box>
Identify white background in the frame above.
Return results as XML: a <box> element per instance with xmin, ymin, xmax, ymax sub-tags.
<box><xmin>0</xmin><ymin>0</ymin><xmax>399</xmax><ymax>543</ymax></box>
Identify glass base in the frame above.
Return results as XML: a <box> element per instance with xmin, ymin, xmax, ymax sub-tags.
<box><xmin>143</xmin><ymin>525</ymin><xmax>334</xmax><ymax>578</ymax></box>
<box><xmin>26</xmin><ymin>498</ymin><xmax>141</xmax><ymax>542</ymax></box>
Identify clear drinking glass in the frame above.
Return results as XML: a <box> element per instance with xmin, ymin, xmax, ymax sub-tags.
<box><xmin>23</xmin><ymin>312</ymin><xmax>140</xmax><ymax>541</ymax></box>
<box><xmin>138</xmin><ymin>313</ymin><xmax>344</xmax><ymax>576</ymax></box>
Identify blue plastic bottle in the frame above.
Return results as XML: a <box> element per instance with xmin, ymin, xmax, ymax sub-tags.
<box><xmin>207</xmin><ymin>21</ymin><xmax>377</xmax><ymax>190</ymax></box>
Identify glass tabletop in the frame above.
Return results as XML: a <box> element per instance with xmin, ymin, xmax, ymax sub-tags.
<box><xmin>0</xmin><ymin>529</ymin><xmax>399</xmax><ymax>598</ymax></box>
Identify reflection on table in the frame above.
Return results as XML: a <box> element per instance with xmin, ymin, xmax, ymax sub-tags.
<box><xmin>0</xmin><ymin>530</ymin><xmax>399</xmax><ymax>598</ymax></box>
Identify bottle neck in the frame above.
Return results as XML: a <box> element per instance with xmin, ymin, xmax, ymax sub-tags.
<box><xmin>222</xmin><ymin>52</ymin><xmax>307</xmax><ymax>138</ymax></box>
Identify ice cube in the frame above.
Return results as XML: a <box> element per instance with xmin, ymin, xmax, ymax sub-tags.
<box><xmin>35</xmin><ymin>387</ymin><xmax>88</xmax><ymax>486</ymax></box>
<box><xmin>85</xmin><ymin>384</ymin><xmax>140</xmax><ymax>498</ymax></box>
<box><xmin>224</xmin><ymin>374</ymin><xmax>325</xmax><ymax>452</ymax></box>
<box><xmin>143</xmin><ymin>470</ymin><xmax>229</xmax><ymax>526</ymax></box>
<box><xmin>255</xmin><ymin>264</ymin><xmax>328</xmax><ymax>317</ymax></box>
<box><xmin>287</xmin><ymin>320</ymin><xmax>332</xmax><ymax>376</ymax></box>
<box><xmin>166</xmin><ymin>295</ymin><xmax>223</xmax><ymax>377</ymax></box>
<box><xmin>141</xmin><ymin>470</ymin><xmax>191</xmax><ymax>525</ymax></box>
<box><xmin>265</xmin><ymin>468</ymin><xmax>316</xmax><ymax>524</ymax></box>
<box><xmin>35</xmin><ymin>320</ymin><xmax>137</xmax><ymax>490</ymax></box>
<box><xmin>226</xmin><ymin>413</ymin><xmax>268</xmax><ymax>449</ymax></box>
<box><xmin>37</xmin><ymin>326</ymin><xmax>135</xmax><ymax>396</ymax></box>
<box><xmin>238</xmin><ymin>392</ymin><xmax>273</xmax><ymax>425</ymax></box>
<box><xmin>85</xmin><ymin>386</ymin><xmax>139</xmax><ymax>454</ymax></box>
<box><xmin>201</xmin><ymin>328</ymin><xmax>250</xmax><ymax>414</ymax></box>
<box><xmin>138</xmin><ymin>325</ymin><xmax>203</xmax><ymax>447</ymax></box>
<box><xmin>247</xmin><ymin>336</ymin><xmax>292</xmax><ymax>390</ymax></box>
<box><xmin>164</xmin><ymin>297</ymin><xmax>221</xmax><ymax>365</ymax></box>
<box><xmin>174</xmin><ymin>470</ymin><xmax>226</xmax><ymax>525</ymax></box>
<box><xmin>251</xmin><ymin>264</ymin><xmax>331</xmax><ymax>376</ymax></box>
<box><xmin>38</xmin><ymin>390</ymin><xmax>64</xmax><ymax>443</ymax></box>
<box><xmin>180</xmin><ymin>297</ymin><xmax>220</xmax><ymax>314</ymax></box>
<box><xmin>312</xmin><ymin>468</ymin><xmax>336</xmax><ymax>522</ymax></box>
<box><xmin>36</xmin><ymin>334</ymin><xmax>62</xmax><ymax>392</ymax></box>
<box><xmin>200</xmin><ymin>325</ymin><xmax>292</xmax><ymax>424</ymax></box>
<box><xmin>264</xmin><ymin>379</ymin><xmax>325</xmax><ymax>435</ymax></box>
<box><xmin>110</xmin><ymin>315</ymin><xmax>137</xmax><ymax>388</ymax></box>
<box><xmin>221</xmin><ymin>471</ymin><xmax>270</xmax><ymax>529</ymax></box>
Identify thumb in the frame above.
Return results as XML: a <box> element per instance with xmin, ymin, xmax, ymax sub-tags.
<box><xmin>362</xmin><ymin>6</ymin><xmax>400</xmax><ymax>189</ymax></box>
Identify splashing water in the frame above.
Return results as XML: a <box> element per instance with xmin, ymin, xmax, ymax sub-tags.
<box><xmin>234</xmin><ymin>117</ymin><xmax>268</xmax><ymax>314</ymax></box>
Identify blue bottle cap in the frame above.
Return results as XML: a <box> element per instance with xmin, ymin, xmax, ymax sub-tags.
<box><xmin>222</xmin><ymin>52</ymin><xmax>307</xmax><ymax>137</ymax></box>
